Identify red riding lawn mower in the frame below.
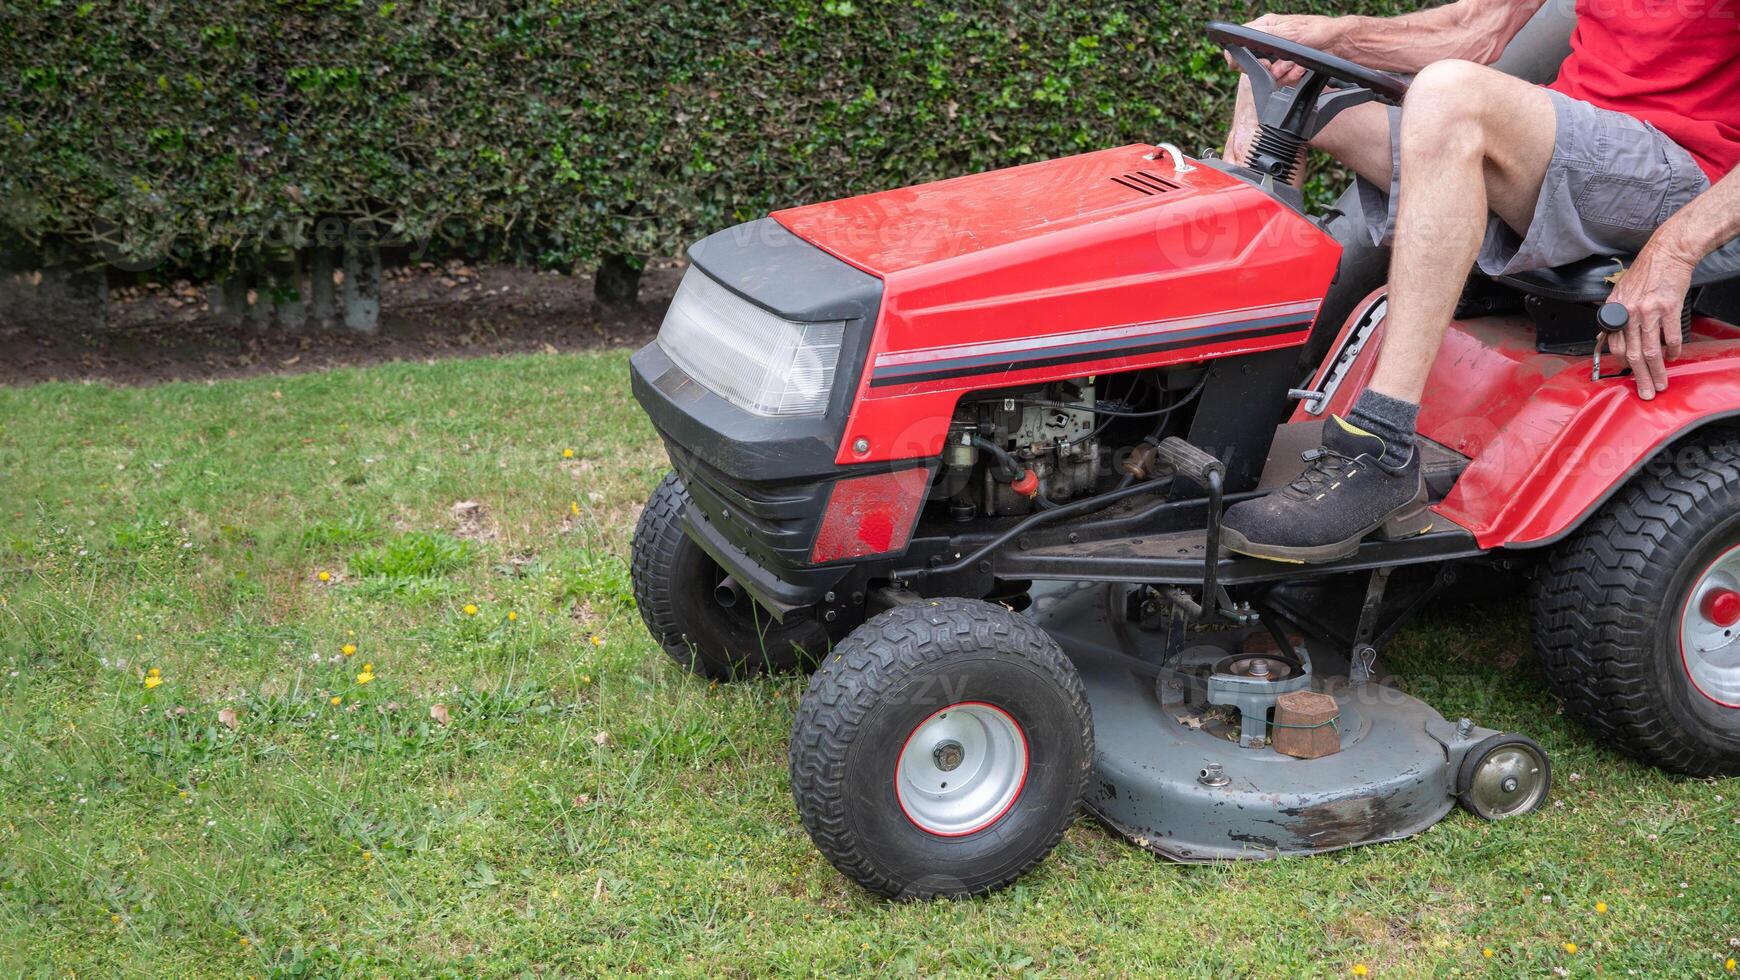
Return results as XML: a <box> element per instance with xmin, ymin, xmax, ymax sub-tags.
<box><xmin>629</xmin><ymin>22</ymin><xmax>1740</xmax><ymax>899</ymax></box>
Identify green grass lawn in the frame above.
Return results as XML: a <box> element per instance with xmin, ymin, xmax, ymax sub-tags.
<box><xmin>2</xmin><ymin>350</ymin><xmax>1736</xmax><ymax>977</ymax></box>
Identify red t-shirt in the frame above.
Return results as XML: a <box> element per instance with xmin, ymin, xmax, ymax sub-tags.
<box><xmin>1548</xmin><ymin>0</ymin><xmax>1740</xmax><ymax>181</ymax></box>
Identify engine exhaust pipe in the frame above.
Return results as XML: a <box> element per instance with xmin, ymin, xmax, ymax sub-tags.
<box><xmin>714</xmin><ymin>576</ymin><xmax>744</xmax><ymax>609</ymax></box>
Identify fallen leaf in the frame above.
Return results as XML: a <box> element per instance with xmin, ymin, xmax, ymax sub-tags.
<box><xmin>593</xmin><ymin>875</ymin><xmax>607</xmax><ymax>901</ymax></box>
<box><xmin>430</xmin><ymin>703</ymin><xmax>450</xmax><ymax>726</ymax></box>
<box><xmin>591</xmin><ymin>730</ymin><xmax>611</xmax><ymax>747</ymax></box>
<box><xmin>218</xmin><ymin>708</ymin><xmax>239</xmax><ymax>730</ymax></box>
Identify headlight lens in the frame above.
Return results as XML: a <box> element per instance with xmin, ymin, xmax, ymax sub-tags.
<box><xmin>656</xmin><ymin>268</ymin><xmax>846</xmax><ymax>417</ymax></box>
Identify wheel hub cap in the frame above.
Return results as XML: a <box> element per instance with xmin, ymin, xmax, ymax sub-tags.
<box><xmin>1681</xmin><ymin>548</ymin><xmax>1740</xmax><ymax>707</ymax></box>
<box><xmin>1468</xmin><ymin>745</ymin><xmax>1548</xmax><ymax>818</ymax></box>
<box><xmin>896</xmin><ymin>702</ymin><xmax>1028</xmax><ymax>837</ymax></box>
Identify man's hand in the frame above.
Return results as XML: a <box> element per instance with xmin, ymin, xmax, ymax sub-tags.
<box><xmin>1226</xmin><ymin>14</ymin><xmax>1338</xmax><ymax>87</ymax></box>
<box><xmin>1606</xmin><ymin>236</ymin><xmax>1698</xmax><ymax>400</ymax></box>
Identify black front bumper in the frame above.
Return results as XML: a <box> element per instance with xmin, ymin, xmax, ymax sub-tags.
<box><xmin>631</xmin><ymin>341</ymin><xmax>857</xmax><ymax>616</ymax></box>
<box><xmin>629</xmin><ymin>218</ymin><xmax>886</xmax><ymax>615</ymax></box>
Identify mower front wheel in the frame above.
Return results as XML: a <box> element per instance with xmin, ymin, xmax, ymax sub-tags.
<box><xmin>630</xmin><ymin>473</ymin><xmax>828</xmax><ymax>681</ymax></box>
<box><xmin>789</xmin><ymin>598</ymin><xmax>1093</xmax><ymax>900</ymax></box>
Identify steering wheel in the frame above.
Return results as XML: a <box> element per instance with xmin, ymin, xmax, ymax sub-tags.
<box><xmin>1208</xmin><ymin>21</ymin><xmax>1410</xmax><ymax>183</ymax></box>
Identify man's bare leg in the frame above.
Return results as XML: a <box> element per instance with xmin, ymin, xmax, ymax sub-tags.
<box><xmin>1363</xmin><ymin>61</ymin><xmax>1557</xmax><ymax>402</ymax></box>
<box><xmin>1308</xmin><ymin>101</ymin><xmax>1393</xmax><ymax>187</ymax></box>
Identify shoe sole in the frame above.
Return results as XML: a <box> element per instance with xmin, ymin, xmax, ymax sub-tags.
<box><xmin>1220</xmin><ymin>497</ymin><xmax>1437</xmax><ymax>565</ymax></box>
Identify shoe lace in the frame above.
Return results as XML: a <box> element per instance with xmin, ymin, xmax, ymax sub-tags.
<box><xmin>1286</xmin><ymin>447</ymin><xmax>1357</xmax><ymax>495</ymax></box>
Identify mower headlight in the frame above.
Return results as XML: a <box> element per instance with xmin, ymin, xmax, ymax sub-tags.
<box><xmin>656</xmin><ymin>268</ymin><xmax>845</xmax><ymax>418</ymax></box>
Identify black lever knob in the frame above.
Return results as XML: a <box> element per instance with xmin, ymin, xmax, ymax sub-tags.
<box><xmin>1597</xmin><ymin>302</ymin><xmax>1629</xmax><ymax>332</ymax></box>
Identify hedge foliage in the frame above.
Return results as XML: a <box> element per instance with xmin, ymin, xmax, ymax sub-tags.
<box><xmin>0</xmin><ymin>0</ymin><xmax>1412</xmax><ymax>274</ymax></box>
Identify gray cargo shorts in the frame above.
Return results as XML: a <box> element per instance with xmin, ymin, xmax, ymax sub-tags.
<box><xmin>1356</xmin><ymin>88</ymin><xmax>1710</xmax><ymax>276</ymax></box>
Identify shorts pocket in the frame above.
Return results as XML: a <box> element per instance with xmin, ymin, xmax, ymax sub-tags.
<box><xmin>1573</xmin><ymin>172</ymin><xmax>1670</xmax><ymax>234</ymax></box>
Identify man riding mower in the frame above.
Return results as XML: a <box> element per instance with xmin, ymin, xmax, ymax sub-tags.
<box><xmin>629</xmin><ymin>0</ymin><xmax>1740</xmax><ymax>899</ymax></box>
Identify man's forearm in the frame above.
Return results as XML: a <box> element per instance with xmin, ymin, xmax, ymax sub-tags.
<box><xmin>1313</xmin><ymin>0</ymin><xmax>1549</xmax><ymax>73</ymax></box>
<box><xmin>1654</xmin><ymin>168</ymin><xmax>1740</xmax><ymax>266</ymax></box>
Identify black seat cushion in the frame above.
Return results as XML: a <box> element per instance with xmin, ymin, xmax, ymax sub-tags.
<box><xmin>1496</xmin><ymin>236</ymin><xmax>1740</xmax><ymax>303</ymax></box>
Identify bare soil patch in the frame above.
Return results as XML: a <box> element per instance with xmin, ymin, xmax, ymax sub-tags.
<box><xmin>0</xmin><ymin>259</ymin><xmax>683</xmax><ymax>385</ymax></box>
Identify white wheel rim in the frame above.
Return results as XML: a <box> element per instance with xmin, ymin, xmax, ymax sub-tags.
<box><xmin>1680</xmin><ymin>544</ymin><xmax>1740</xmax><ymax>708</ymax></box>
<box><xmin>895</xmin><ymin>702</ymin><xmax>1029</xmax><ymax>837</ymax></box>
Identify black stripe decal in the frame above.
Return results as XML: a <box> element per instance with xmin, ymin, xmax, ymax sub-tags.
<box><xmin>868</xmin><ymin>316</ymin><xmax>1312</xmax><ymax>387</ymax></box>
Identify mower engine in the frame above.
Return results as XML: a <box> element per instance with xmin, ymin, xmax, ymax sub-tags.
<box><xmin>943</xmin><ymin>383</ymin><xmax>1101</xmax><ymax>518</ymax></box>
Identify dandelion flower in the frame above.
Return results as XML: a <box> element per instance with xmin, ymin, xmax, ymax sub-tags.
<box><xmin>589</xmin><ymin>635</ymin><xmax>604</xmax><ymax>647</ymax></box>
<box><xmin>1352</xmin><ymin>966</ymin><xmax>1369</xmax><ymax>977</ymax></box>
<box><xmin>144</xmin><ymin>668</ymin><xmax>163</xmax><ymax>689</ymax></box>
<box><xmin>570</xmin><ymin>501</ymin><xmax>580</xmax><ymax>516</ymax></box>
<box><xmin>508</xmin><ymin>611</ymin><xmax>518</xmax><ymax>622</ymax></box>
<box><xmin>562</xmin><ymin>448</ymin><xmax>575</xmax><ymax>459</ymax></box>
<box><xmin>1726</xmin><ymin>958</ymin><xmax>1736</xmax><ymax>972</ymax></box>
<box><xmin>342</xmin><ymin>643</ymin><xmax>356</xmax><ymax>656</ymax></box>
<box><xmin>111</xmin><ymin>914</ymin><xmax>120</xmax><ymax>924</ymax></box>
<box><xmin>464</xmin><ymin>604</ymin><xmax>479</xmax><ymax>616</ymax></box>
<box><xmin>1562</xmin><ymin>942</ymin><xmax>1577</xmax><ymax>955</ymax></box>
<box><xmin>580</xmin><ymin>674</ymin><xmax>592</xmax><ymax>685</ymax></box>
<box><xmin>330</xmin><ymin>695</ymin><xmax>343</xmax><ymax>706</ymax></box>
<box><xmin>362</xmin><ymin>850</ymin><xmax>373</xmax><ymax>861</ymax></box>
<box><xmin>357</xmin><ymin>664</ymin><xmax>375</xmax><ymax>684</ymax></box>
<box><xmin>1482</xmin><ymin>948</ymin><xmax>1494</xmax><ymax>959</ymax></box>
<box><xmin>318</xmin><ymin>571</ymin><xmax>331</xmax><ymax>582</ymax></box>
<box><xmin>1595</xmin><ymin>901</ymin><xmax>1608</xmax><ymax>914</ymax></box>
<box><xmin>239</xmin><ymin>937</ymin><xmax>250</xmax><ymax>946</ymax></box>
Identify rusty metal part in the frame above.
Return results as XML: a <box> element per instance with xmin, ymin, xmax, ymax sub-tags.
<box><xmin>1272</xmin><ymin>690</ymin><xmax>1342</xmax><ymax>760</ymax></box>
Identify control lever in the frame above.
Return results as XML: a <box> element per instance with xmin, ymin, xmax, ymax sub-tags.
<box><xmin>1153</xmin><ymin>437</ymin><xmax>1229</xmax><ymax>622</ymax></box>
<box><xmin>1592</xmin><ymin>301</ymin><xmax>1628</xmax><ymax>381</ymax></box>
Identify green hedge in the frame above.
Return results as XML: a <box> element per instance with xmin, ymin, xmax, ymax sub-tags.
<box><xmin>0</xmin><ymin>0</ymin><xmax>1410</xmax><ymax>274</ymax></box>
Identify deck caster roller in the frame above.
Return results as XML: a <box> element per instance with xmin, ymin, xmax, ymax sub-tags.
<box><xmin>1456</xmin><ymin>733</ymin><xmax>1551</xmax><ymax>820</ymax></box>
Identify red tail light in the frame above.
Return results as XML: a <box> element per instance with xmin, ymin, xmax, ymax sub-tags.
<box><xmin>810</xmin><ymin>467</ymin><xmax>932</xmax><ymax>564</ymax></box>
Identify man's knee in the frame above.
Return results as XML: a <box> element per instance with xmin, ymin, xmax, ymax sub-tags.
<box><xmin>1399</xmin><ymin>60</ymin><xmax>1492</xmax><ymax>159</ymax></box>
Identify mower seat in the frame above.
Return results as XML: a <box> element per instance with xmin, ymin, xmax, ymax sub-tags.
<box><xmin>1493</xmin><ymin>236</ymin><xmax>1740</xmax><ymax>304</ymax></box>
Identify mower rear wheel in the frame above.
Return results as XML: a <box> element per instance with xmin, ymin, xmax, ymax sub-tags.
<box><xmin>789</xmin><ymin>598</ymin><xmax>1092</xmax><ymax>899</ymax></box>
<box><xmin>1533</xmin><ymin>436</ymin><xmax>1740</xmax><ymax>776</ymax></box>
<box><xmin>631</xmin><ymin>473</ymin><xmax>828</xmax><ymax>681</ymax></box>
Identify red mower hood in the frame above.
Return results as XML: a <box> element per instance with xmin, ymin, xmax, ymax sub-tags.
<box><xmin>770</xmin><ymin>144</ymin><xmax>1343</xmax><ymax>467</ymax></box>
<box><xmin>775</xmin><ymin>144</ymin><xmax>1247</xmax><ymax>276</ymax></box>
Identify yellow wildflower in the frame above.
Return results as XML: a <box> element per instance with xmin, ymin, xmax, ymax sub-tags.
<box><xmin>1595</xmin><ymin>901</ymin><xmax>1607</xmax><ymax>914</ymax></box>
<box><xmin>342</xmin><ymin>643</ymin><xmax>357</xmax><ymax>656</ymax></box>
<box><xmin>1482</xmin><ymin>948</ymin><xmax>1494</xmax><ymax>959</ymax></box>
<box><xmin>239</xmin><ymin>937</ymin><xmax>250</xmax><ymax>946</ymax></box>
<box><xmin>356</xmin><ymin>664</ymin><xmax>375</xmax><ymax>685</ymax></box>
<box><xmin>464</xmin><ymin>603</ymin><xmax>478</xmax><ymax>616</ymax></box>
<box><xmin>111</xmin><ymin>914</ymin><xmax>120</xmax><ymax>924</ymax></box>
<box><xmin>508</xmin><ymin>611</ymin><xmax>518</xmax><ymax>622</ymax></box>
<box><xmin>1352</xmin><ymin>966</ymin><xmax>1369</xmax><ymax>977</ymax></box>
<box><xmin>362</xmin><ymin>850</ymin><xmax>373</xmax><ymax>861</ymax></box>
<box><xmin>589</xmin><ymin>635</ymin><xmax>604</xmax><ymax>647</ymax></box>
<box><xmin>570</xmin><ymin>501</ymin><xmax>580</xmax><ymax>516</ymax></box>
<box><xmin>562</xmin><ymin>448</ymin><xmax>575</xmax><ymax>459</ymax></box>
<box><xmin>1562</xmin><ymin>943</ymin><xmax>1577</xmax><ymax>955</ymax></box>
<box><xmin>144</xmin><ymin>667</ymin><xmax>163</xmax><ymax>689</ymax></box>
<box><xmin>318</xmin><ymin>571</ymin><xmax>331</xmax><ymax>582</ymax></box>
<box><xmin>580</xmin><ymin>674</ymin><xmax>592</xmax><ymax>685</ymax></box>
<box><xmin>330</xmin><ymin>695</ymin><xmax>343</xmax><ymax>706</ymax></box>
<box><xmin>1727</xmin><ymin>959</ymin><xmax>1736</xmax><ymax>973</ymax></box>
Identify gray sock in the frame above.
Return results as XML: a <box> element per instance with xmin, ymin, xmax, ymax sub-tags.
<box><xmin>1346</xmin><ymin>389</ymin><xmax>1418</xmax><ymax>468</ymax></box>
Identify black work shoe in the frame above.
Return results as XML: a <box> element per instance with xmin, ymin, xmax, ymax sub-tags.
<box><xmin>1220</xmin><ymin>416</ymin><xmax>1434</xmax><ymax>564</ymax></box>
